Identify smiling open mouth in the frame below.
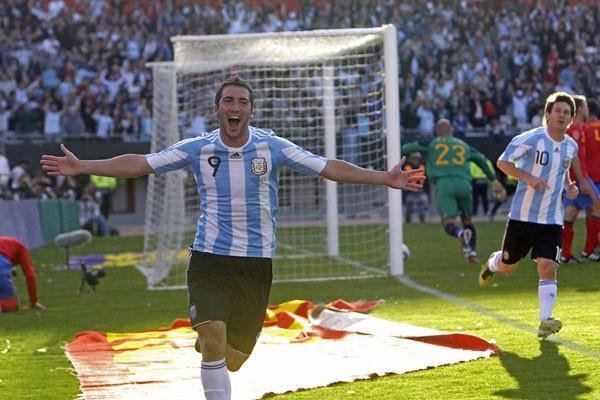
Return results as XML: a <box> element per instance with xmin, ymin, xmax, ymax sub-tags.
<box><xmin>228</xmin><ymin>116</ymin><xmax>241</xmax><ymax>128</ymax></box>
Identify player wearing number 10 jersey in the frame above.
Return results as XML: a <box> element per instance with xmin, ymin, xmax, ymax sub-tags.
<box><xmin>478</xmin><ymin>92</ymin><xmax>595</xmax><ymax>339</ymax></box>
<box><xmin>402</xmin><ymin>119</ymin><xmax>498</xmax><ymax>263</ymax></box>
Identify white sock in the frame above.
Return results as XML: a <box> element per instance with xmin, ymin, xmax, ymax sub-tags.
<box><xmin>487</xmin><ymin>251</ymin><xmax>502</xmax><ymax>272</ymax></box>
<box><xmin>201</xmin><ymin>358</ymin><xmax>231</xmax><ymax>400</ymax></box>
<box><xmin>538</xmin><ymin>279</ymin><xmax>557</xmax><ymax>321</ymax></box>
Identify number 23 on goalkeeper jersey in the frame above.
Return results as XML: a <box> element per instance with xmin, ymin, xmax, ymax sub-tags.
<box><xmin>499</xmin><ymin>126</ymin><xmax>578</xmax><ymax>225</ymax></box>
<box><xmin>145</xmin><ymin>126</ymin><xmax>327</xmax><ymax>258</ymax></box>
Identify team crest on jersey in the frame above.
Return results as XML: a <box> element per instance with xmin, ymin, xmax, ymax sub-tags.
<box><xmin>251</xmin><ymin>157</ymin><xmax>268</xmax><ymax>175</ymax></box>
<box><xmin>563</xmin><ymin>157</ymin><xmax>571</xmax><ymax>169</ymax></box>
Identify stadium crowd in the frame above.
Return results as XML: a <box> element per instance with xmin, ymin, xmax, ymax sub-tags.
<box><xmin>0</xmin><ymin>0</ymin><xmax>598</xmax><ymax>142</ymax></box>
<box><xmin>0</xmin><ymin>0</ymin><xmax>598</xmax><ymax>213</ymax></box>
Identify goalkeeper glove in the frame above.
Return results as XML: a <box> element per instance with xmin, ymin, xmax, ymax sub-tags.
<box><xmin>491</xmin><ymin>180</ymin><xmax>507</xmax><ymax>202</ymax></box>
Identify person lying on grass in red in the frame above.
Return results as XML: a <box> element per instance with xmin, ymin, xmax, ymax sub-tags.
<box><xmin>0</xmin><ymin>236</ymin><xmax>45</xmax><ymax>313</ymax></box>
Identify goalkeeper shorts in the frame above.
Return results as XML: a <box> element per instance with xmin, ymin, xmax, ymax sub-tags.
<box><xmin>186</xmin><ymin>250</ymin><xmax>272</xmax><ymax>355</ymax></box>
<box><xmin>436</xmin><ymin>177</ymin><xmax>473</xmax><ymax>219</ymax></box>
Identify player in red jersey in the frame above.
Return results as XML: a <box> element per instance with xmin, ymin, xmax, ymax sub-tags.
<box><xmin>0</xmin><ymin>236</ymin><xmax>45</xmax><ymax>312</ymax></box>
<box><xmin>560</xmin><ymin>95</ymin><xmax>593</xmax><ymax>263</ymax></box>
<box><xmin>581</xmin><ymin>99</ymin><xmax>600</xmax><ymax>259</ymax></box>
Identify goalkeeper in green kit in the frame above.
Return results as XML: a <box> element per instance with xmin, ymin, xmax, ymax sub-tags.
<box><xmin>402</xmin><ymin>119</ymin><xmax>503</xmax><ymax>263</ymax></box>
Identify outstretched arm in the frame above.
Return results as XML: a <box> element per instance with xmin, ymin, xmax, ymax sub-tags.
<box><xmin>41</xmin><ymin>144</ymin><xmax>153</xmax><ymax>178</ymax></box>
<box><xmin>401</xmin><ymin>141</ymin><xmax>428</xmax><ymax>156</ymax></box>
<box><xmin>319</xmin><ymin>157</ymin><xmax>425</xmax><ymax>192</ymax></box>
<box><xmin>471</xmin><ymin>151</ymin><xmax>497</xmax><ymax>181</ymax></box>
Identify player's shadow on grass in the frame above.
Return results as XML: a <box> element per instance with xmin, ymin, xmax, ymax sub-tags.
<box><xmin>495</xmin><ymin>340</ymin><xmax>591</xmax><ymax>399</ymax></box>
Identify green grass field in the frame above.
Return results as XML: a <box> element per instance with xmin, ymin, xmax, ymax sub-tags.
<box><xmin>1</xmin><ymin>221</ymin><xmax>599</xmax><ymax>399</ymax></box>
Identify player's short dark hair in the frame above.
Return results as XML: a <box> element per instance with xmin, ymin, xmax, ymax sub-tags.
<box><xmin>214</xmin><ymin>76</ymin><xmax>254</xmax><ymax>109</ymax></box>
<box><xmin>573</xmin><ymin>94</ymin><xmax>587</xmax><ymax>115</ymax></box>
<box><xmin>544</xmin><ymin>92</ymin><xmax>576</xmax><ymax>117</ymax></box>
<box><xmin>587</xmin><ymin>98</ymin><xmax>598</xmax><ymax>117</ymax></box>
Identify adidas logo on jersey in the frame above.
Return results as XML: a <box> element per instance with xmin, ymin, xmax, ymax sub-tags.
<box><xmin>230</xmin><ymin>152</ymin><xmax>242</xmax><ymax>159</ymax></box>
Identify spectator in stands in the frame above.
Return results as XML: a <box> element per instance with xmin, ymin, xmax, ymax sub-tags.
<box><xmin>0</xmin><ymin>72</ymin><xmax>17</xmax><ymax>97</ymax></box>
<box><xmin>139</xmin><ymin>101</ymin><xmax>152</xmax><ymax>141</ymax></box>
<box><xmin>43</xmin><ymin>101</ymin><xmax>62</xmax><ymax>140</ymax></box>
<box><xmin>0</xmin><ymin>141</ymin><xmax>9</xmax><ymax>191</ymax></box>
<box><xmin>416</xmin><ymin>99</ymin><xmax>435</xmax><ymax>137</ymax></box>
<box><xmin>0</xmin><ymin>236</ymin><xmax>45</xmax><ymax>313</ymax></box>
<box><xmin>0</xmin><ymin>96</ymin><xmax>11</xmax><ymax>135</ymax></box>
<box><xmin>0</xmin><ymin>0</ymin><xmax>598</xmax><ymax>143</ymax></box>
<box><xmin>471</xmin><ymin>159</ymin><xmax>495</xmax><ymax>217</ymax></box>
<box><xmin>452</xmin><ymin>109</ymin><xmax>470</xmax><ymax>139</ymax></box>
<box><xmin>468</xmin><ymin>89</ymin><xmax>487</xmax><ymax>129</ymax></box>
<box><xmin>90</xmin><ymin>175</ymin><xmax>118</xmax><ymax>219</ymax></box>
<box><xmin>55</xmin><ymin>175</ymin><xmax>78</xmax><ymax>200</ymax></box>
<box><xmin>512</xmin><ymin>89</ymin><xmax>532</xmax><ymax>128</ymax></box>
<box><xmin>9</xmin><ymin>159</ymin><xmax>31</xmax><ymax>200</ymax></box>
<box><xmin>13</xmin><ymin>101</ymin><xmax>43</xmax><ymax>134</ymax></box>
<box><xmin>60</xmin><ymin>105</ymin><xmax>85</xmax><ymax>136</ymax></box>
<box><xmin>487</xmin><ymin>117</ymin><xmax>505</xmax><ymax>143</ymax></box>
<box><xmin>79</xmin><ymin>182</ymin><xmax>111</xmax><ymax>237</ymax></box>
<box><xmin>342</xmin><ymin>101</ymin><xmax>361</xmax><ymax>165</ymax></box>
<box><xmin>29</xmin><ymin>173</ymin><xmax>56</xmax><ymax>199</ymax></box>
<box><xmin>92</xmin><ymin>104</ymin><xmax>115</xmax><ymax>139</ymax></box>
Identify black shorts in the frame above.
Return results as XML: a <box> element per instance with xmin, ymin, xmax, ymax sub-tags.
<box><xmin>187</xmin><ymin>250</ymin><xmax>272</xmax><ymax>355</ymax></box>
<box><xmin>501</xmin><ymin>219</ymin><xmax>562</xmax><ymax>264</ymax></box>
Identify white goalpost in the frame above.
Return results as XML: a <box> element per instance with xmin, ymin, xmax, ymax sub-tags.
<box><xmin>139</xmin><ymin>25</ymin><xmax>403</xmax><ymax>290</ymax></box>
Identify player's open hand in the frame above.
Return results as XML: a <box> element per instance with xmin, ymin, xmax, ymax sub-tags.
<box><xmin>41</xmin><ymin>144</ymin><xmax>81</xmax><ymax>176</ymax></box>
<box><xmin>387</xmin><ymin>156</ymin><xmax>425</xmax><ymax>192</ymax></box>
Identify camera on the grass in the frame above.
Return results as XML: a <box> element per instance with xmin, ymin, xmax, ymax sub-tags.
<box><xmin>79</xmin><ymin>264</ymin><xmax>106</xmax><ymax>291</ymax></box>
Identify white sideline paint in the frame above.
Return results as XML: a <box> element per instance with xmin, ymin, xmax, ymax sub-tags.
<box><xmin>396</xmin><ymin>275</ymin><xmax>600</xmax><ymax>360</ymax></box>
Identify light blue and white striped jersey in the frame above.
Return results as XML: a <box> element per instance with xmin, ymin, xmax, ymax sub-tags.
<box><xmin>145</xmin><ymin>126</ymin><xmax>327</xmax><ymax>258</ymax></box>
<box><xmin>499</xmin><ymin>126</ymin><xmax>578</xmax><ymax>225</ymax></box>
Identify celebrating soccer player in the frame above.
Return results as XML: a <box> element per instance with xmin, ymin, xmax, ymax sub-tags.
<box><xmin>41</xmin><ymin>76</ymin><xmax>424</xmax><ymax>400</ymax></box>
<box><xmin>478</xmin><ymin>91</ymin><xmax>595</xmax><ymax>339</ymax></box>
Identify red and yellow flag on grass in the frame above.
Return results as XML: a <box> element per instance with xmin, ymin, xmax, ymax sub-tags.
<box><xmin>66</xmin><ymin>299</ymin><xmax>498</xmax><ymax>400</ymax></box>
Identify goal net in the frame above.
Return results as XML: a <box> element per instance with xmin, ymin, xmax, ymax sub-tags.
<box><xmin>139</xmin><ymin>26</ymin><xmax>403</xmax><ymax>290</ymax></box>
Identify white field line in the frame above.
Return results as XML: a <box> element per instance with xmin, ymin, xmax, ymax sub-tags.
<box><xmin>396</xmin><ymin>275</ymin><xmax>600</xmax><ymax>360</ymax></box>
<box><xmin>273</xmin><ymin>245</ymin><xmax>599</xmax><ymax>359</ymax></box>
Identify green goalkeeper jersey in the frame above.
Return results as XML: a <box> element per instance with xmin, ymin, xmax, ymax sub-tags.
<box><xmin>402</xmin><ymin>136</ymin><xmax>496</xmax><ymax>184</ymax></box>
